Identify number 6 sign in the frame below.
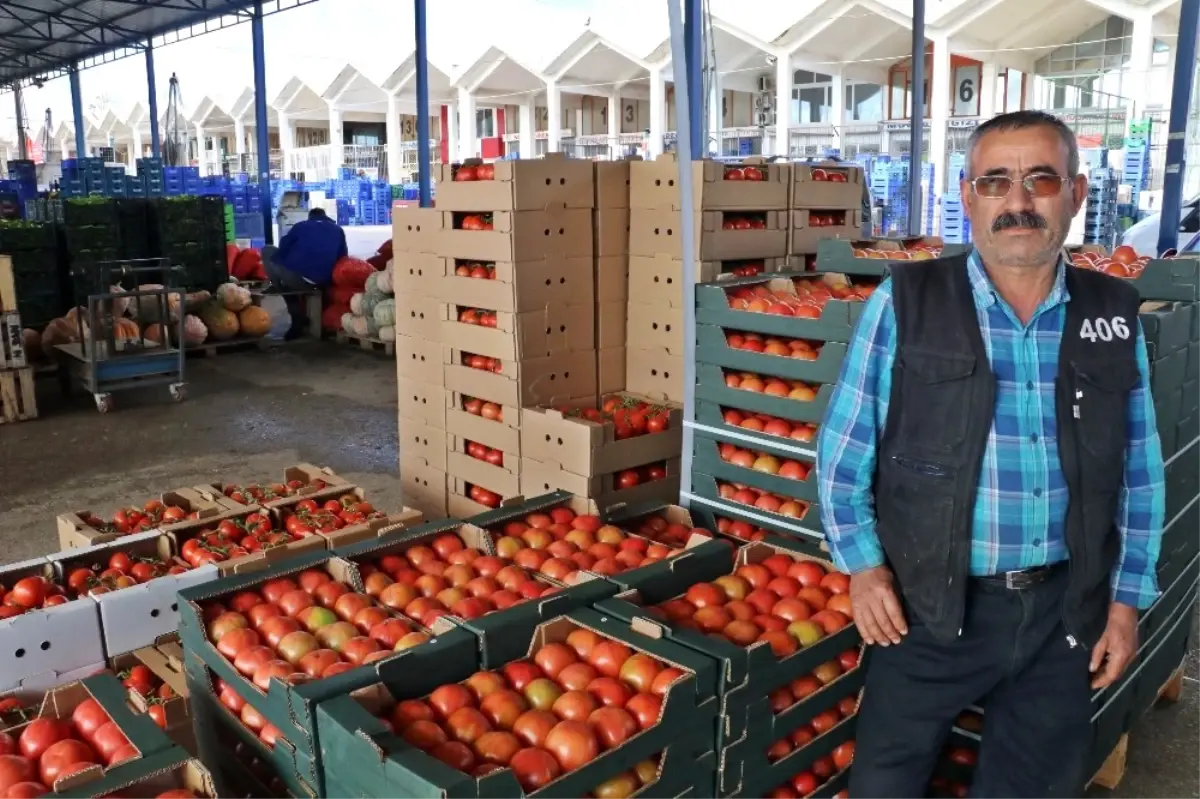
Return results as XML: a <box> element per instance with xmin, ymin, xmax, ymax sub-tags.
<box><xmin>1080</xmin><ymin>317</ymin><xmax>1131</xmax><ymax>342</ymax></box>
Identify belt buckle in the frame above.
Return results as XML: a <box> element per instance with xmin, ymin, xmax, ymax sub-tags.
<box><xmin>1005</xmin><ymin>571</ymin><xmax>1018</xmax><ymax>590</ymax></box>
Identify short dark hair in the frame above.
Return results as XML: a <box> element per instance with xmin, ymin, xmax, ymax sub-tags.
<box><xmin>966</xmin><ymin>110</ymin><xmax>1079</xmax><ymax>178</ymax></box>
<box><xmin>308</xmin><ymin>207</ymin><xmax>328</xmax><ymax>220</ymax></box>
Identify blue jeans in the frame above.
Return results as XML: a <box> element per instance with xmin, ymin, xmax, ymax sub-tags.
<box><xmin>262</xmin><ymin>245</ymin><xmax>312</xmax><ymax>320</ymax></box>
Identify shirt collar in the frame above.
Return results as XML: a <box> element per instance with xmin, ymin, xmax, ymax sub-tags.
<box><xmin>966</xmin><ymin>247</ymin><xmax>1071</xmax><ymax>310</ymax></box>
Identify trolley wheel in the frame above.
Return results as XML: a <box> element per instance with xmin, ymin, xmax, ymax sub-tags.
<box><xmin>94</xmin><ymin>393</ymin><xmax>114</xmax><ymax>413</ymax></box>
<box><xmin>169</xmin><ymin>383</ymin><xmax>186</xmax><ymax>402</ymax></box>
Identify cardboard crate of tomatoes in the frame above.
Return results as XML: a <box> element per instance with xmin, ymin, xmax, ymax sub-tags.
<box><xmin>175</xmin><ymin>549</ymin><xmax>482</xmax><ymax>796</ymax></box>
<box><xmin>316</xmin><ymin>608</ymin><xmax>720</xmax><ymax>799</ymax></box>
<box><xmin>55</xmin><ymin>489</ymin><xmax>227</xmax><ymax>551</ymax></box>
<box><xmin>434</xmin><ymin>156</ymin><xmax>595</xmax><ymax>214</ymax></box>
<box><xmin>630</xmin><ymin>155</ymin><xmax>791</xmax><ymax>213</ymax></box>
<box><xmin>49</xmin><ymin>532</ymin><xmax>219</xmax><ymax>658</ymax></box>
<box><xmin>0</xmin><ymin>558</ymin><xmax>107</xmax><ymax>694</ymax></box>
<box><xmin>331</xmin><ymin>517</ymin><xmax>620</xmax><ymax>668</ymax></box>
<box><xmin>594</xmin><ymin>160</ymin><xmax>634</xmax><ymax>398</ymax></box>
<box><xmin>790</xmin><ymin>163</ymin><xmax>865</xmax><ymax>211</ymax></box>
<box><xmin>629</xmin><ymin>254</ymin><xmax>792</xmax><ymax>306</ymax></box>
<box><xmin>110</xmin><ymin>638</ymin><xmax>192</xmax><ymax>754</ymax></box>
<box><xmin>193</xmin><ymin>463</ymin><xmax>352</xmax><ymax>511</ymax></box>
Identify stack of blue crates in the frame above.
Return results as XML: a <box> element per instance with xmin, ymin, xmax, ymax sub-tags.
<box><xmin>1085</xmin><ymin>167</ymin><xmax>1118</xmax><ymax>246</ymax></box>
<box><xmin>1122</xmin><ymin>139</ymin><xmax>1149</xmax><ymax>206</ymax></box>
<box><xmin>5</xmin><ymin>160</ymin><xmax>38</xmax><ymax>210</ymax></box>
<box><xmin>162</xmin><ymin>166</ymin><xmax>200</xmax><ymax>195</ymax></box>
<box><xmin>939</xmin><ymin>153</ymin><xmax>971</xmax><ymax>244</ymax></box>
<box><xmin>59</xmin><ymin>157</ymin><xmax>107</xmax><ymax>197</ymax></box>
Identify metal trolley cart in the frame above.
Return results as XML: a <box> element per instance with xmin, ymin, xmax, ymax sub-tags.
<box><xmin>55</xmin><ymin>258</ymin><xmax>187</xmax><ymax>413</ymax></box>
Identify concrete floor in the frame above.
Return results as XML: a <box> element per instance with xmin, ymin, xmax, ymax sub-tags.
<box><xmin>0</xmin><ymin>342</ymin><xmax>1196</xmax><ymax>797</ymax></box>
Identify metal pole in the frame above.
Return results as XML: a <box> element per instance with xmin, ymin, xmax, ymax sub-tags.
<box><xmin>414</xmin><ymin>0</ymin><xmax>433</xmax><ymax>207</ymax></box>
<box><xmin>907</xmin><ymin>0</ymin><xmax>926</xmax><ymax>235</ymax></box>
<box><xmin>13</xmin><ymin>86</ymin><xmax>27</xmax><ymax>160</ymax></box>
<box><xmin>667</xmin><ymin>0</ymin><xmax>699</xmax><ymax>506</ymax></box>
<box><xmin>251</xmin><ymin>0</ymin><xmax>274</xmax><ymax>245</ymax></box>
<box><xmin>683</xmin><ymin>0</ymin><xmax>705</xmax><ymax>157</ymax></box>
<box><xmin>146</xmin><ymin>41</ymin><xmax>161</xmax><ymax>158</ymax></box>
<box><xmin>1157</xmin><ymin>0</ymin><xmax>1198</xmax><ymax>256</ymax></box>
<box><xmin>69</xmin><ymin>66</ymin><xmax>86</xmax><ymax>159</ymax></box>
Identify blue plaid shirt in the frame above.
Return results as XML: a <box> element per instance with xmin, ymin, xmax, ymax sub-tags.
<box><xmin>816</xmin><ymin>251</ymin><xmax>1166</xmax><ymax>609</ymax></box>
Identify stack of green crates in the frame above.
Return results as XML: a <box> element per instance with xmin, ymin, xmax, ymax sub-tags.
<box><xmin>224</xmin><ymin>202</ymin><xmax>235</xmax><ymax>243</ymax></box>
<box><xmin>150</xmin><ymin>196</ymin><xmax>230</xmax><ymax>292</ymax></box>
<box><xmin>63</xmin><ymin>197</ymin><xmax>121</xmax><ymax>267</ymax></box>
<box><xmin>0</xmin><ymin>219</ymin><xmax>68</xmax><ymax>329</ymax></box>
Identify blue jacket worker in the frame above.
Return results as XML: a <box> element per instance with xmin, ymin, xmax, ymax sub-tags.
<box><xmin>263</xmin><ymin>208</ymin><xmax>348</xmax><ymax>339</ymax></box>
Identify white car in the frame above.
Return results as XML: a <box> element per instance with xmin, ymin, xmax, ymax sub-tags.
<box><xmin>1121</xmin><ymin>194</ymin><xmax>1200</xmax><ymax>256</ymax></box>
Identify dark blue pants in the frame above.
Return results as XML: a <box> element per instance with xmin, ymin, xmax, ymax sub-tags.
<box><xmin>850</xmin><ymin>567</ymin><xmax>1093</xmax><ymax>798</ymax></box>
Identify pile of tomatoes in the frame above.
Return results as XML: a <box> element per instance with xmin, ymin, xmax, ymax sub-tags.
<box><xmin>717</xmin><ymin>481</ymin><xmax>810</xmax><ymax>520</ymax></box>
<box><xmin>724</xmin><ymin>370</ymin><xmax>820</xmax><ymax>403</ymax></box>
<box><xmin>720</xmin><ymin>213</ymin><xmax>770</xmax><ymax>231</ymax></box>
<box><xmin>807</xmin><ymin>168</ymin><xmax>853</xmax><ymax>183</ymax></box>
<box><xmin>210</xmin><ymin>677</ymin><xmax>284</xmax><ymax>753</ymax></box>
<box><xmin>64</xmin><ymin>552</ymin><xmax>191</xmax><ymax>598</ymax></box>
<box><xmin>718</xmin><ymin>443</ymin><xmax>812</xmax><ymax>482</ymax></box>
<box><xmin>221</xmin><ymin>478</ymin><xmax>330</xmax><ymax>506</ymax></box>
<box><xmin>465</xmin><ymin>484</ymin><xmax>504</xmax><ymax>509</ymax></box>
<box><xmin>767</xmin><ymin>654</ymin><xmax>859</xmax><ymax>720</ymax></box>
<box><xmin>453</xmin><ymin>262</ymin><xmax>498</xmax><ymax>280</ymax></box>
<box><xmin>461</xmin><ymin>352</ymin><xmax>504</xmax><ymax>374</ymax></box>
<box><xmin>178</xmin><ymin>513</ymin><xmax>293</xmax><ymax>567</ymax></box>
<box><xmin>76</xmin><ymin>499</ymin><xmax>201</xmax><ymax>536</ymax></box>
<box><xmin>621</xmin><ymin>513</ymin><xmax>711</xmax><ymax>549</ymax></box>
<box><xmin>551</xmin><ymin>395</ymin><xmax>672</xmax><ymax>440</ymax></box>
<box><xmin>1070</xmin><ymin>244</ymin><xmax>1155</xmax><ymax>279</ymax></box>
<box><xmin>714</xmin><ymin>516</ymin><xmax>770</xmax><ymax>543</ymax></box>
<box><xmin>805</xmin><ymin>211</ymin><xmax>849</xmax><ymax>228</ymax></box>
<box><xmin>452</xmin><ymin>164</ymin><xmax>496</xmax><ymax>181</ymax></box>
<box><xmin>278</xmin><ymin>495</ymin><xmax>384</xmax><ymax>537</ymax></box>
<box><xmin>646</xmin><ymin>555</ymin><xmax>853</xmax><ymax>657</ymax></box>
<box><xmin>457</xmin><ymin>307</ymin><xmax>499</xmax><ymax>328</ymax></box>
<box><xmin>462</xmin><ymin>396</ymin><xmax>504</xmax><ymax>423</ymax></box>
<box><xmin>726</xmin><ymin>331</ymin><xmax>824</xmax><ymax>361</ymax></box>
<box><xmin>0</xmin><ymin>576</ymin><xmax>71</xmax><ymax>620</ymax></box>
<box><xmin>612</xmin><ymin>464</ymin><xmax>668</xmax><ymax>491</ymax></box>
<box><xmin>118</xmin><ymin>665</ymin><xmax>177</xmax><ymax>730</ymax></box>
<box><xmin>720</xmin><ymin>408</ymin><xmax>817</xmax><ymax>444</ymax></box>
<box><xmin>726</xmin><ymin>276</ymin><xmax>876</xmax><ymax>317</ymax></box>
<box><xmin>458</xmin><ymin>214</ymin><xmax>495</xmax><ymax>231</ymax></box>
<box><xmin>722</xmin><ymin>166</ymin><xmax>767</xmax><ymax>181</ymax></box>
<box><xmin>0</xmin><ymin>696</ymin><xmax>138</xmax><ymax>795</ymax></box>
<box><xmin>381</xmin><ymin>628</ymin><xmax>675</xmax><ymax>793</ymax></box>
<box><xmin>724</xmin><ymin>261</ymin><xmax>767</xmax><ymax>277</ymax></box>
<box><xmin>767</xmin><ymin>740</ymin><xmax>855</xmax><ymax>798</ymax></box>
<box><xmin>464</xmin><ymin>440</ymin><xmax>506</xmax><ymax>468</ymax></box>
<box><xmin>851</xmin><ymin>242</ymin><xmax>941</xmax><ymax>260</ymax></box>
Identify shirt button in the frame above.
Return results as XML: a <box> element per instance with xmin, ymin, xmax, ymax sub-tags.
<box><xmin>1031</xmin><ymin>433</ymin><xmax>1039</xmax><ymax>443</ymax></box>
<box><xmin>1033</xmin><ymin>488</ymin><xmax>1043</xmax><ymax>497</ymax></box>
<box><xmin>1033</xmin><ymin>538</ymin><xmax>1042</xmax><ymax>546</ymax></box>
<box><xmin>1026</xmin><ymin>381</ymin><xmax>1034</xmax><ymax>390</ymax></box>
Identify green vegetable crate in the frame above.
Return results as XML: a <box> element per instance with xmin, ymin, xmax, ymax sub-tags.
<box><xmin>811</xmin><ymin>237</ymin><xmax>971</xmax><ymax>277</ymax></box>
<box><xmin>0</xmin><ymin>220</ymin><xmax>55</xmax><ymax>251</ymax></box>
<box><xmin>694</xmin><ymin>274</ymin><xmax>865</xmax><ymax>343</ymax></box>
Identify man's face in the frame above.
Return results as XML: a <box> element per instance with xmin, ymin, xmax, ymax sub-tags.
<box><xmin>961</xmin><ymin>125</ymin><xmax>1087</xmax><ymax>270</ymax></box>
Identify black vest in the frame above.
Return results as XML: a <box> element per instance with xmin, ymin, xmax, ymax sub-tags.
<box><xmin>875</xmin><ymin>251</ymin><xmax>1142</xmax><ymax>647</ymax></box>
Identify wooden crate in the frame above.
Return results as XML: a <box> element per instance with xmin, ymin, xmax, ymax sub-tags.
<box><xmin>0</xmin><ymin>255</ymin><xmax>16</xmax><ymax>313</ymax></box>
<box><xmin>0</xmin><ymin>366</ymin><xmax>37</xmax><ymax>424</ymax></box>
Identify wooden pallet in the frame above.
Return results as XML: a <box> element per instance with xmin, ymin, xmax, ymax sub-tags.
<box><xmin>185</xmin><ymin>337</ymin><xmax>277</xmax><ymax>358</ymax></box>
<box><xmin>1089</xmin><ymin>667</ymin><xmax>1186</xmax><ymax>789</ymax></box>
<box><xmin>335</xmin><ymin>331</ymin><xmax>394</xmax><ymax>355</ymax></box>
<box><xmin>0</xmin><ymin>366</ymin><xmax>37</xmax><ymax>424</ymax></box>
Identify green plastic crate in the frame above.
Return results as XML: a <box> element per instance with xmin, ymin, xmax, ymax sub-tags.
<box><xmin>813</xmin><ymin>237</ymin><xmax>971</xmax><ymax>277</ymax></box>
<box><xmin>692</xmin><ymin>399</ymin><xmax>818</xmax><ymax>463</ymax></box>
<box><xmin>692</xmin><ymin>432</ymin><xmax>819</xmax><ymax>503</ymax></box>
<box><xmin>696</xmin><ymin>363</ymin><xmax>835</xmax><ymax>424</ymax></box>
<box><xmin>695</xmin><ymin>275</ymin><xmax>865</xmax><ymax>343</ymax></box>
<box><xmin>688</xmin><ymin>471</ymin><xmax>826</xmax><ymax>544</ymax></box>
<box><xmin>696</xmin><ymin>324</ymin><xmax>848</xmax><ymax>385</ymax></box>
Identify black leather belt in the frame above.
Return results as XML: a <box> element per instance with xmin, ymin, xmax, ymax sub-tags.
<box><xmin>973</xmin><ymin>562</ymin><xmax>1065</xmax><ymax>590</ymax></box>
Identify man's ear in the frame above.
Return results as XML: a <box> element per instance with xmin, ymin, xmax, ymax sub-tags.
<box><xmin>1070</xmin><ymin>173</ymin><xmax>1089</xmax><ymax>215</ymax></box>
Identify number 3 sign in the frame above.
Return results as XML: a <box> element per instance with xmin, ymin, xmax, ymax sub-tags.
<box><xmin>1080</xmin><ymin>317</ymin><xmax>1131</xmax><ymax>342</ymax></box>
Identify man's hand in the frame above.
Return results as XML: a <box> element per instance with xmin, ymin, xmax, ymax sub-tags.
<box><xmin>849</xmin><ymin>565</ymin><xmax>908</xmax><ymax>646</ymax></box>
<box><xmin>1090</xmin><ymin>603</ymin><xmax>1138</xmax><ymax>689</ymax></box>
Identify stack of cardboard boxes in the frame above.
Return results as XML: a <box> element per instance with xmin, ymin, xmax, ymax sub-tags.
<box><xmin>626</xmin><ymin>155</ymin><xmax>792</xmax><ymax>403</ymax></box>
<box><xmin>392</xmin><ymin>156</ymin><xmax>600</xmax><ymax>517</ymax></box>
<box><xmin>788</xmin><ymin>163</ymin><xmax>865</xmax><ymax>266</ymax></box>
<box><xmin>594</xmin><ymin>160</ymin><xmax>633</xmax><ymax>397</ymax></box>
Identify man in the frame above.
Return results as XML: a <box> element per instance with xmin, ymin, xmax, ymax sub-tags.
<box><xmin>816</xmin><ymin>110</ymin><xmax>1165</xmax><ymax>797</ymax></box>
<box><xmin>263</xmin><ymin>207</ymin><xmax>347</xmax><ymax>339</ymax></box>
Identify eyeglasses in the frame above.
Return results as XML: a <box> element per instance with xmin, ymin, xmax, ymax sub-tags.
<box><xmin>970</xmin><ymin>173</ymin><xmax>1070</xmax><ymax>199</ymax></box>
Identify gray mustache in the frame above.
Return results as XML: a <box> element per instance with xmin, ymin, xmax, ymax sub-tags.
<box><xmin>993</xmin><ymin>211</ymin><xmax>1047</xmax><ymax>232</ymax></box>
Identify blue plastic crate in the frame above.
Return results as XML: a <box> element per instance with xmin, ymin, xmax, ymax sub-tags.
<box><xmin>233</xmin><ymin>213</ymin><xmax>265</xmax><ymax>239</ymax></box>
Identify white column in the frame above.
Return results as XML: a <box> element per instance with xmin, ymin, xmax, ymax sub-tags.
<box><xmin>327</xmin><ymin>105</ymin><xmax>344</xmax><ymax>171</ymax></box>
<box><xmin>234</xmin><ymin>120</ymin><xmax>247</xmax><ymax>155</ymax></box>
<box><xmin>278</xmin><ymin>111</ymin><xmax>295</xmax><ymax>178</ymax></box>
<box><xmin>519</xmin><ymin>99</ymin><xmax>534</xmax><ymax>159</ymax></box>
<box><xmin>446</xmin><ymin>101</ymin><xmax>459</xmax><ymax>162</ymax></box>
<box><xmin>649</xmin><ymin>67</ymin><xmax>665</xmax><ymax>157</ymax></box>
<box><xmin>979</xmin><ymin>61</ymin><xmax>998</xmax><ymax>117</ymax></box>
<box><xmin>386</xmin><ymin>93</ymin><xmax>402</xmax><ymax>182</ymax></box>
<box><xmin>130</xmin><ymin>129</ymin><xmax>143</xmax><ymax>162</ymax></box>
<box><xmin>708</xmin><ymin>69</ymin><xmax>722</xmax><ymax>155</ymax></box>
<box><xmin>774</xmin><ymin>53</ymin><xmax>791</xmax><ymax>157</ymax></box>
<box><xmin>607</xmin><ymin>92</ymin><xmax>620</xmax><ymax>156</ymax></box>
<box><xmin>456</xmin><ymin>87</ymin><xmax>476</xmax><ymax>160</ymax></box>
<box><xmin>546</xmin><ymin>80</ymin><xmax>562</xmax><ymax>152</ymax></box>
<box><xmin>194</xmin><ymin>124</ymin><xmax>206</xmax><ymax>155</ymax></box>
<box><xmin>830</xmin><ymin>68</ymin><xmax>845</xmax><ymax>152</ymax></box>
<box><xmin>929</xmin><ymin>34</ymin><xmax>952</xmax><ymax>235</ymax></box>
<box><xmin>1128</xmin><ymin>13</ymin><xmax>1154</xmax><ymax>120</ymax></box>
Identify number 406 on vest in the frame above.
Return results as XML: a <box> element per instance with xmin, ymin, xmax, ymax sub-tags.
<box><xmin>1080</xmin><ymin>316</ymin><xmax>1130</xmax><ymax>342</ymax></box>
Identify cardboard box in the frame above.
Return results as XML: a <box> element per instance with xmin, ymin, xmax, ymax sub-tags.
<box><xmin>435</xmin><ymin>155</ymin><xmax>595</xmax><ymax>211</ymax></box>
<box><xmin>448</xmin><ymin>477</ymin><xmax>508</xmax><ymax>518</ymax></box>
<box><xmin>625</xmin><ymin>347</ymin><xmax>685</xmax><ymax>403</ymax></box>
<box><xmin>631</xmin><ymin>155</ymin><xmax>790</xmax><ymax>211</ymax></box>
<box><xmin>598</xmin><ymin>347</ymin><xmax>627</xmax><ymax>395</ymax></box>
<box><xmin>391</xmin><ymin>207</ymin><xmax>444</xmax><ymax>254</ymax></box>
<box><xmin>393</xmin><ymin>291</ymin><xmax>441</xmax><ymax>341</ymax></box>
<box><xmin>439</xmin><ymin>302</ymin><xmax>595</xmax><ymax>362</ymax></box>
<box><xmin>630</xmin><ymin>209</ymin><xmax>789</xmax><ymax>261</ymax></box>
<box><xmin>56</xmin><ymin>488</ymin><xmax>226</xmax><ymax>550</ymax></box>
<box><xmin>519</xmin><ymin>395</ymin><xmax>682</xmax><ymax>476</ymax></box>
<box><xmin>445</xmin><ymin>390</ymin><xmax>522</xmax><ymax>454</ymax></box>
<box><xmin>439</xmin><ymin>209</ymin><xmax>593</xmax><ymax>262</ymax></box>
<box><xmin>396</xmin><ymin>377</ymin><xmax>447</xmax><ymax>428</ymax></box>
<box><xmin>597</xmin><ymin>255</ymin><xmax>629</xmax><ymax>304</ymax></box>
<box><xmin>595</xmin><ymin>159</ymin><xmax>636</xmax><ymax>209</ymax></box>
<box><xmin>627</xmin><ymin>300</ymin><xmax>685</xmax><ymax>355</ymax></box>
<box><xmin>437</xmin><ymin>256</ymin><xmax>595</xmax><ymax>313</ymax></box>
<box><xmin>392</xmin><ymin>251</ymin><xmax>441</xmax><ymax>297</ymax></box>
<box><xmin>595</xmin><ymin>208</ymin><xmax>630</xmax><ymax>256</ymax></box>
<box><xmin>519</xmin><ymin>455</ymin><xmax>681</xmax><ymax>519</ymax></box>
<box><xmin>0</xmin><ymin>557</ymin><xmax>106</xmax><ymax>693</ymax></box>
<box><xmin>193</xmin><ymin>463</ymin><xmax>352</xmax><ymax>511</ymax></box>
<box><xmin>268</xmin><ymin>489</ymin><xmax>426</xmax><ymax>551</ymax></box>
<box><xmin>112</xmin><ymin>637</ymin><xmax>194</xmax><ymax>753</ymax></box>
<box><xmin>598</xmin><ymin>301</ymin><xmax>627</xmax><ymax>350</ymax></box>
<box><xmin>790</xmin><ymin>163</ymin><xmax>866</xmax><ymax>209</ymax></box>
<box><xmin>400</xmin><ymin>456</ymin><xmax>449</xmax><ymax>519</ymax></box>
<box><xmin>448</xmin><ymin>434</ymin><xmax>521</xmax><ymax>496</ymax></box>
<box><xmin>629</xmin><ymin>254</ymin><xmax>789</xmax><ymax>305</ymax></box>
<box><xmin>395</xmin><ymin>333</ymin><xmax>445</xmax><ymax>385</ymax></box>
<box><xmin>789</xmin><ymin>209</ymin><xmax>864</xmax><ymax>255</ymax></box>
<box><xmin>397</xmin><ymin>414</ymin><xmax>448</xmax><ymax>471</ymax></box>
<box><xmin>443</xmin><ymin>347</ymin><xmax>598</xmax><ymax>408</ymax></box>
